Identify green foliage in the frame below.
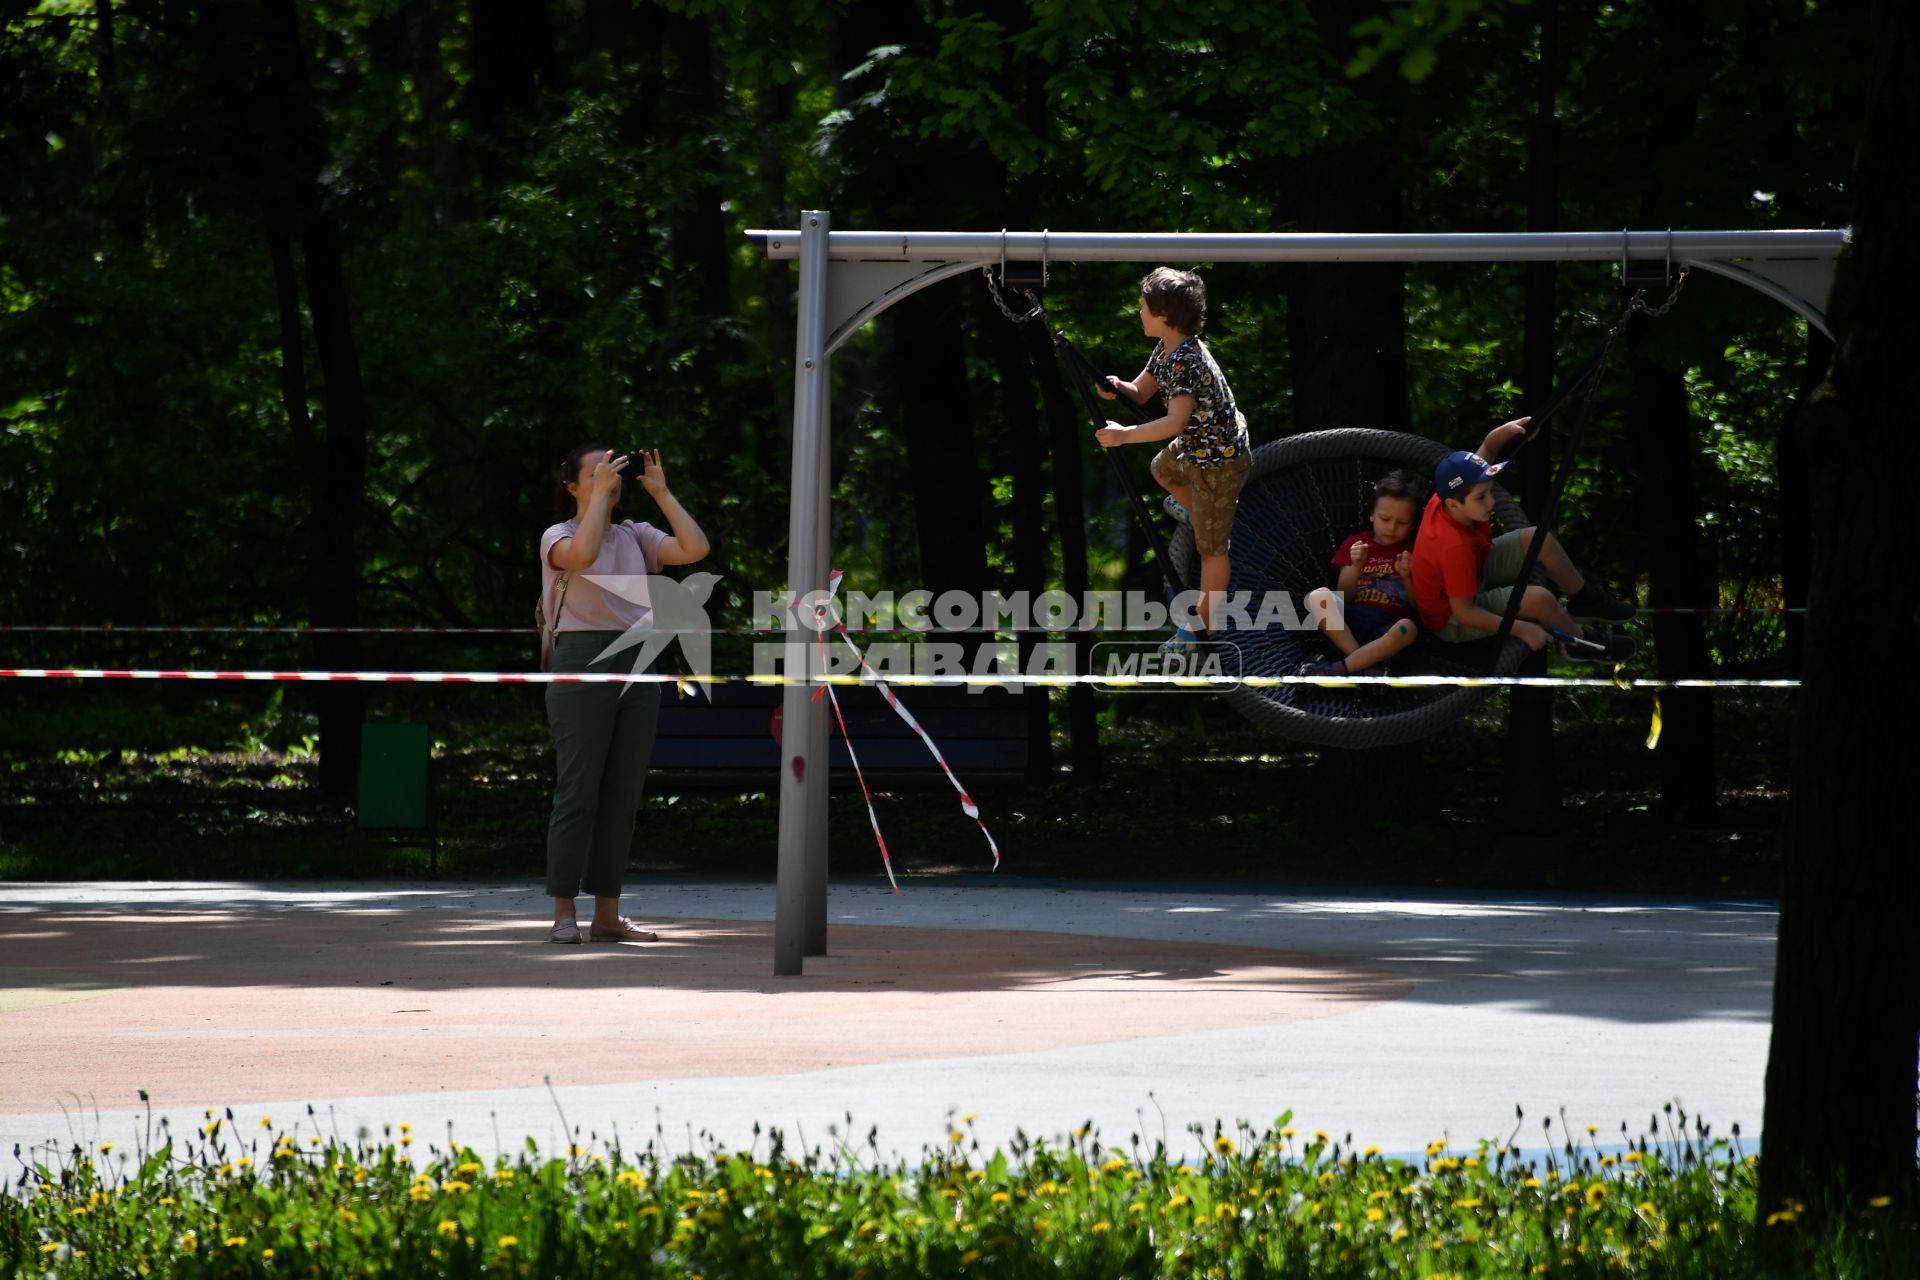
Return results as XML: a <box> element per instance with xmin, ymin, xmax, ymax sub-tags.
<box><xmin>4</xmin><ymin>1110</ymin><xmax>1912</xmax><ymax>1277</ymax></box>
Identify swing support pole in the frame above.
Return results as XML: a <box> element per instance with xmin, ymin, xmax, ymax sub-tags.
<box><xmin>761</xmin><ymin>219</ymin><xmax>1846</xmax><ymax>976</ymax></box>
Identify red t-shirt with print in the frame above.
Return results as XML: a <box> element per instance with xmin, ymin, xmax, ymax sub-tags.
<box><xmin>1329</xmin><ymin>532</ymin><xmax>1416</xmax><ymax>620</ymax></box>
<box><xmin>1411</xmin><ymin>494</ymin><xmax>1492</xmax><ymax>631</ymax></box>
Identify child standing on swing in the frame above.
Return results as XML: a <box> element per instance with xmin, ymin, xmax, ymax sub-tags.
<box><xmin>1095</xmin><ymin>267</ymin><xmax>1253</xmax><ymax>651</ymax></box>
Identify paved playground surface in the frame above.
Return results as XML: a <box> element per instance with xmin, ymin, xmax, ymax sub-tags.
<box><xmin>0</xmin><ymin>878</ymin><xmax>1775</xmax><ymax>1163</ymax></box>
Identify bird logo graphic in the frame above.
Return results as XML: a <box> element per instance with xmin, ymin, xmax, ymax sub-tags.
<box><xmin>583</xmin><ymin>572</ymin><xmax>722</xmax><ymax>698</ymax></box>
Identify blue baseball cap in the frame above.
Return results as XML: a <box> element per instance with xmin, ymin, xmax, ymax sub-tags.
<box><xmin>1435</xmin><ymin>450</ymin><xmax>1506</xmax><ymax>498</ymax></box>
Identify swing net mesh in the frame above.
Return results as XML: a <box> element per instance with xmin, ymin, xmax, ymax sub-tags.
<box><xmin>1165</xmin><ymin>428</ymin><xmax>1537</xmax><ymax>749</ymax></box>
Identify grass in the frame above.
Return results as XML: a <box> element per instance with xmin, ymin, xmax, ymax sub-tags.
<box><xmin>4</xmin><ymin>1107</ymin><xmax>1908</xmax><ymax>1278</ymax></box>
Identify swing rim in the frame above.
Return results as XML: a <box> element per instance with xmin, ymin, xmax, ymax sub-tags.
<box><xmin>1165</xmin><ymin>426</ymin><xmax>1538</xmax><ymax>750</ymax></box>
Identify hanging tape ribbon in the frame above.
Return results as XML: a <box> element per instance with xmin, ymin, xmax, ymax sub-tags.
<box><xmin>821</xmin><ymin>571</ymin><xmax>1000</xmax><ymax>870</ymax></box>
<box><xmin>803</xmin><ymin>597</ymin><xmax>899</xmax><ymax>892</ymax></box>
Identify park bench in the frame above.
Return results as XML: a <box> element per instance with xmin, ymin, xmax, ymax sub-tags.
<box><xmin>648</xmin><ymin>680</ymin><xmax>1037</xmax><ymax>787</ymax></box>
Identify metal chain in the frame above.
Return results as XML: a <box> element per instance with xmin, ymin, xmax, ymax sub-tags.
<box><xmin>1630</xmin><ymin>265</ymin><xmax>1689</xmax><ymax>319</ymax></box>
<box><xmin>982</xmin><ymin>266</ymin><xmax>1044</xmax><ymax>324</ymax></box>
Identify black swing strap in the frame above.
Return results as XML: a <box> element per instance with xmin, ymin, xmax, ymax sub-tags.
<box><xmin>1046</xmin><ymin>326</ymin><xmax>1188</xmax><ymax>602</ymax></box>
<box><xmin>1487</xmin><ymin>283</ymin><xmax>1673</xmax><ymax>649</ymax></box>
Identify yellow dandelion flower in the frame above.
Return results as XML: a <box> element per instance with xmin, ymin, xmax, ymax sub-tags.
<box><xmin>410</xmin><ymin>1186</ymin><xmax>433</xmax><ymax>1203</ymax></box>
<box><xmin>159</xmin><ymin>1197</ymin><xmax>177</xmax><ymax>1206</ymax></box>
<box><xmin>1318</xmin><ymin>1171</ymin><xmax>1337</xmax><ymax>1187</ymax></box>
<box><xmin>1127</xmin><ymin>1202</ymin><xmax>1146</xmax><ymax>1215</ymax></box>
<box><xmin>1102</xmin><ymin>1158</ymin><xmax>1129</xmax><ymax>1174</ymax></box>
<box><xmin>961</xmin><ymin>1112</ymin><xmax>977</xmax><ymax>1123</ymax></box>
<box><xmin>1454</xmin><ymin>1198</ymin><xmax>1482</xmax><ymax>1209</ymax></box>
<box><xmin>1366</xmin><ymin>1208</ymin><xmax>1384</xmax><ymax>1223</ymax></box>
<box><xmin>989</xmin><ymin>1192</ymin><xmax>1011</xmax><ymax>1204</ymax></box>
<box><xmin>236</xmin><ymin>1157</ymin><xmax>253</xmax><ymax>1168</ymax></box>
<box><xmin>1600</xmin><ymin>1155</ymin><xmax>1617</xmax><ymax>1167</ymax></box>
<box><xmin>224</xmin><ymin>1236</ymin><xmax>248</xmax><ymax>1248</ymax></box>
<box><xmin>1216</xmin><ymin>1202</ymin><xmax>1235</xmax><ymax>1220</ymax></box>
<box><xmin>1362</xmin><ymin>1145</ymin><xmax>1381</xmax><ymax>1158</ymax></box>
<box><xmin>98</xmin><ymin>1143</ymin><xmax>113</xmax><ymax>1153</ymax></box>
<box><xmin>1869</xmin><ymin>1196</ymin><xmax>1892</xmax><ymax>1209</ymax></box>
<box><xmin>959</xmin><ymin>1249</ymin><xmax>982</xmax><ymax>1265</ymax></box>
<box><xmin>1168</xmin><ymin>1194</ymin><xmax>1190</xmax><ymax>1208</ymax></box>
<box><xmin>1313</xmin><ymin>1130</ymin><xmax>1329</xmax><ymax>1144</ymax></box>
<box><xmin>398</xmin><ymin>1124</ymin><xmax>412</xmax><ymax>1134</ymax></box>
<box><xmin>180</xmin><ymin>1232</ymin><xmax>198</xmax><ymax>1251</ymax></box>
<box><xmin>1623</xmin><ymin>1152</ymin><xmax>1643</xmax><ymax>1164</ymax></box>
<box><xmin>1091</xmin><ymin>1221</ymin><xmax>1111</xmax><ymax>1234</ymax></box>
<box><xmin>1425</xmin><ymin>1140</ymin><xmax>1446</xmax><ymax>1158</ymax></box>
<box><xmin>493</xmin><ymin>1169</ymin><xmax>515</xmax><ymax>1182</ymax></box>
<box><xmin>437</xmin><ymin>1221</ymin><xmax>459</xmax><ymax>1236</ymax></box>
<box><xmin>40</xmin><ymin>1243</ymin><xmax>62</xmax><ymax>1254</ymax></box>
<box><xmin>1280</xmin><ymin>1127</ymin><xmax>1298</xmax><ymax>1138</ymax></box>
<box><xmin>1584</xmin><ymin>1125</ymin><xmax>1598</xmax><ymax>1134</ymax></box>
<box><xmin>1523</xmin><ymin>1177</ymin><xmax>1542</xmax><ymax>1189</ymax></box>
<box><xmin>948</xmin><ymin>1130</ymin><xmax>965</xmax><ymax>1144</ymax></box>
<box><xmin>1766</xmin><ymin>1209</ymin><xmax>1798</xmax><ymax>1227</ymax></box>
<box><xmin>1215</xmin><ymin>1136</ymin><xmax>1236</xmax><ymax>1155</ymax></box>
<box><xmin>1391</xmin><ymin>1228</ymin><xmax>1409</xmax><ymax>1242</ymax></box>
<box><xmin>754</xmin><ymin>1167</ymin><xmax>773</xmax><ymax>1179</ymax></box>
<box><xmin>1586</xmin><ymin>1184</ymin><xmax>1608</xmax><ymax>1208</ymax></box>
<box><xmin>261</xmin><ymin>1249</ymin><xmax>274</xmax><ymax>1260</ymax></box>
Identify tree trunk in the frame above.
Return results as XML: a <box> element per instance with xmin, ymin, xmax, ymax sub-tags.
<box><xmin>1626</xmin><ymin>333</ymin><xmax>1716</xmax><ymax>816</ymax></box>
<box><xmin>1759</xmin><ymin>0</ymin><xmax>1920</xmax><ymax>1219</ymax></box>
<box><xmin>661</xmin><ymin>8</ymin><xmax>739</xmax><ymax>423</ymax></box>
<box><xmin>892</xmin><ymin>288</ymin><xmax>990</xmax><ymax>603</ymax></box>
<box><xmin>463</xmin><ymin>0</ymin><xmax>553</xmax><ymax>188</ymax></box>
<box><xmin>1778</xmin><ymin>328</ymin><xmax>1832</xmax><ymax>675</ymax></box>
<box><xmin>262</xmin><ymin>0</ymin><xmax>371</xmax><ymax>799</ymax></box>
<box><xmin>988</xmin><ymin>309</ymin><xmax>1054</xmax><ymax>782</ymax></box>
<box><xmin>1026</xmin><ymin>323</ymin><xmax>1102</xmax><ymax>778</ymax></box>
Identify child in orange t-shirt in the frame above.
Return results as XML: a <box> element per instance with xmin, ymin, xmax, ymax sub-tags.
<box><xmin>1409</xmin><ymin>418</ymin><xmax>1637</xmax><ymax>660</ymax></box>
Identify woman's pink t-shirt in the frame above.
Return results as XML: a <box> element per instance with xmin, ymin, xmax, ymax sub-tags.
<box><xmin>540</xmin><ymin>520</ymin><xmax>670</xmax><ymax>632</ymax></box>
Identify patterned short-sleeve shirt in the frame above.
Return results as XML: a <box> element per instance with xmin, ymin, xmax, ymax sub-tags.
<box><xmin>1146</xmin><ymin>336</ymin><xmax>1250</xmax><ymax>468</ymax></box>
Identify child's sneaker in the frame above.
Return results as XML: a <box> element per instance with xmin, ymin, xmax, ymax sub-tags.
<box><xmin>1566</xmin><ymin>582</ymin><xmax>1637</xmax><ymax>622</ymax></box>
<box><xmin>1159</xmin><ymin>627</ymin><xmax>1201</xmax><ymax>656</ymax></box>
<box><xmin>1161</xmin><ymin>494</ymin><xmax>1192</xmax><ymax>527</ymax></box>
<box><xmin>1559</xmin><ymin>629</ymin><xmax>1636</xmax><ymax>663</ymax></box>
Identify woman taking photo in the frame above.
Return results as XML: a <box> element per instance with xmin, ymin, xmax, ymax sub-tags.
<box><xmin>539</xmin><ymin>444</ymin><xmax>709</xmax><ymax>944</ymax></box>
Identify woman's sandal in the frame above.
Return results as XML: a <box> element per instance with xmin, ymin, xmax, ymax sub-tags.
<box><xmin>588</xmin><ymin>916</ymin><xmax>659</xmax><ymax>943</ymax></box>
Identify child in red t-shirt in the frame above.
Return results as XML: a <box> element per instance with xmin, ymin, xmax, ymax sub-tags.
<box><xmin>1409</xmin><ymin>417</ymin><xmax>1637</xmax><ymax>660</ymax></box>
<box><xmin>1300</xmin><ymin>470</ymin><xmax>1425</xmax><ymax>678</ymax></box>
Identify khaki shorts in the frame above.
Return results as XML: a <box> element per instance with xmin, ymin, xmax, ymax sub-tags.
<box><xmin>1434</xmin><ymin>529</ymin><xmax>1530</xmax><ymax>642</ymax></box>
<box><xmin>1151</xmin><ymin>446</ymin><xmax>1251</xmax><ymax>558</ymax></box>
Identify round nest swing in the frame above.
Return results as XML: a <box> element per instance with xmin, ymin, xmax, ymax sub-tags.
<box><xmin>1165</xmin><ymin>428</ymin><xmax>1537</xmax><ymax>750</ymax></box>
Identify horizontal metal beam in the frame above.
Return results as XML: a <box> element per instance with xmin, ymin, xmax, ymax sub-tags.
<box><xmin>748</xmin><ymin>228</ymin><xmax>1847</xmax><ymax>265</ymax></box>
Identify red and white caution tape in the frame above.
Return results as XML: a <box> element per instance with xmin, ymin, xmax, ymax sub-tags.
<box><xmin>824</xmin><ymin>572</ymin><xmax>1001</xmax><ymax>871</ymax></box>
<box><xmin>810</xmin><ymin>623</ymin><xmax>900</xmax><ymax>894</ymax></box>
<box><xmin>0</xmin><ymin>667</ymin><xmax>1800</xmax><ymax>690</ymax></box>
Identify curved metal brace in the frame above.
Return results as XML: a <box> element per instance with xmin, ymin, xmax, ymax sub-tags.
<box><xmin>1684</xmin><ymin>256</ymin><xmax>1838</xmax><ymax>339</ymax></box>
<box><xmin>825</xmin><ymin>260</ymin><xmax>982</xmax><ymax>356</ymax></box>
